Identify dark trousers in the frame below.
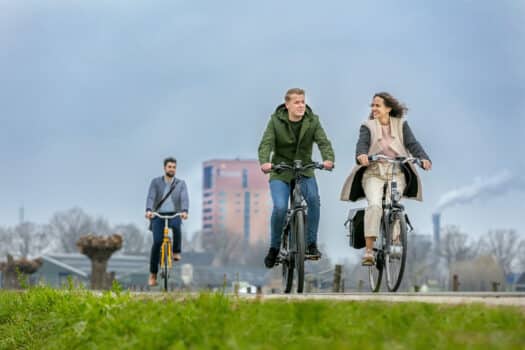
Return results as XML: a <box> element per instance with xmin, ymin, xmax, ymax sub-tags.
<box><xmin>149</xmin><ymin>214</ymin><xmax>182</xmax><ymax>274</ymax></box>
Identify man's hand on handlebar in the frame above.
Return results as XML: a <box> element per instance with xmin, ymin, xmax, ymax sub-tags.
<box><xmin>261</xmin><ymin>162</ymin><xmax>272</xmax><ymax>174</ymax></box>
<box><xmin>323</xmin><ymin>160</ymin><xmax>334</xmax><ymax>170</ymax></box>
<box><xmin>146</xmin><ymin>211</ymin><xmax>188</xmax><ymax>220</ymax></box>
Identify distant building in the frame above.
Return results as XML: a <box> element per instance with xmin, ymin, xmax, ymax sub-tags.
<box><xmin>29</xmin><ymin>253</ymin><xmax>267</xmax><ymax>290</ymax></box>
<box><xmin>514</xmin><ymin>273</ymin><xmax>525</xmax><ymax>292</ymax></box>
<box><xmin>33</xmin><ymin>253</ymin><xmax>149</xmax><ymax>287</ymax></box>
<box><xmin>202</xmin><ymin>159</ymin><xmax>270</xmax><ymax>244</ymax></box>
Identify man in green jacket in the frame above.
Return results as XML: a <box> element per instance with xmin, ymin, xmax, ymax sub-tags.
<box><xmin>258</xmin><ymin>88</ymin><xmax>335</xmax><ymax>268</ymax></box>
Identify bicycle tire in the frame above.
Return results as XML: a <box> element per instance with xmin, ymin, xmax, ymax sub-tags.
<box><xmin>385</xmin><ymin>213</ymin><xmax>407</xmax><ymax>292</ymax></box>
<box><xmin>368</xmin><ymin>252</ymin><xmax>383</xmax><ymax>292</ymax></box>
<box><xmin>294</xmin><ymin>210</ymin><xmax>306</xmax><ymax>293</ymax></box>
<box><xmin>282</xmin><ymin>230</ymin><xmax>294</xmax><ymax>293</ymax></box>
<box><xmin>163</xmin><ymin>243</ymin><xmax>170</xmax><ymax>292</ymax></box>
<box><xmin>368</xmin><ymin>230</ymin><xmax>384</xmax><ymax>293</ymax></box>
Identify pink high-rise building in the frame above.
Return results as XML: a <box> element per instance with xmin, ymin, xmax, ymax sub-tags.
<box><xmin>202</xmin><ymin>159</ymin><xmax>270</xmax><ymax>245</ymax></box>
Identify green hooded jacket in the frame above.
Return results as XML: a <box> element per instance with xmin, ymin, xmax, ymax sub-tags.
<box><xmin>258</xmin><ymin>104</ymin><xmax>335</xmax><ymax>183</ymax></box>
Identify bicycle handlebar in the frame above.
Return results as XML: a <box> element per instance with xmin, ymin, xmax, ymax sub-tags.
<box><xmin>368</xmin><ymin>155</ymin><xmax>423</xmax><ymax>168</ymax></box>
<box><xmin>152</xmin><ymin>212</ymin><xmax>182</xmax><ymax>219</ymax></box>
<box><xmin>272</xmin><ymin>161</ymin><xmax>333</xmax><ymax>173</ymax></box>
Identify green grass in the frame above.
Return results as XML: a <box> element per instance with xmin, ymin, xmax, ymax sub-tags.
<box><xmin>0</xmin><ymin>286</ymin><xmax>524</xmax><ymax>350</ymax></box>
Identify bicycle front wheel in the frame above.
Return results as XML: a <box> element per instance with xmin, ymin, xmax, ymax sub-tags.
<box><xmin>294</xmin><ymin>210</ymin><xmax>306</xmax><ymax>293</ymax></box>
<box><xmin>282</xmin><ymin>230</ymin><xmax>294</xmax><ymax>294</ymax></box>
<box><xmin>162</xmin><ymin>243</ymin><xmax>170</xmax><ymax>292</ymax></box>
<box><xmin>385</xmin><ymin>213</ymin><xmax>408</xmax><ymax>292</ymax></box>
<box><xmin>368</xmin><ymin>250</ymin><xmax>383</xmax><ymax>293</ymax></box>
<box><xmin>368</xmin><ymin>231</ymin><xmax>384</xmax><ymax>292</ymax></box>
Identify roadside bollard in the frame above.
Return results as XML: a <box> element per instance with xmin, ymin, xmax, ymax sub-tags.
<box><xmin>452</xmin><ymin>274</ymin><xmax>460</xmax><ymax>292</ymax></box>
<box><xmin>332</xmin><ymin>264</ymin><xmax>342</xmax><ymax>292</ymax></box>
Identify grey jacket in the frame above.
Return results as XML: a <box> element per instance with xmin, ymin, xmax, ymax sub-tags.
<box><xmin>145</xmin><ymin>176</ymin><xmax>189</xmax><ymax>213</ymax></box>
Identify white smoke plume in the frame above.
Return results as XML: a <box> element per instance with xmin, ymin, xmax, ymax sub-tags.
<box><xmin>435</xmin><ymin>169</ymin><xmax>525</xmax><ymax>213</ymax></box>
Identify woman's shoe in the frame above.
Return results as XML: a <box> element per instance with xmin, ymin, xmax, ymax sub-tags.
<box><xmin>362</xmin><ymin>249</ymin><xmax>375</xmax><ymax>266</ymax></box>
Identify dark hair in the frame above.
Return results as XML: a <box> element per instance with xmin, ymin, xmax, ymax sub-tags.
<box><xmin>369</xmin><ymin>92</ymin><xmax>408</xmax><ymax>119</ymax></box>
<box><xmin>163</xmin><ymin>157</ymin><xmax>177</xmax><ymax>167</ymax></box>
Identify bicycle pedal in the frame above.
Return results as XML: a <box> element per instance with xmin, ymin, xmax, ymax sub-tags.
<box><xmin>305</xmin><ymin>254</ymin><xmax>321</xmax><ymax>261</ymax></box>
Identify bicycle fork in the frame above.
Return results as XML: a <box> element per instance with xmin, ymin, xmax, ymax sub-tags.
<box><xmin>160</xmin><ymin>221</ymin><xmax>172</xmax><ymax>269</ymax></box>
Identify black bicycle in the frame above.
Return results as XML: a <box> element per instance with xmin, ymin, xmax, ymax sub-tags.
<box><xmin>365</xmin><ymin>155</ymin><xmax>420</xmax><ymax>292</ymax></box>
<box><xmin>345</xmin><ymin>155</ymin><xmax>422</xmax><ymax>292</ymax></box>
<box><xmin>272</xmin><ymin>160</ymin><xmax>329</xmax><ymax>294</ymax></box>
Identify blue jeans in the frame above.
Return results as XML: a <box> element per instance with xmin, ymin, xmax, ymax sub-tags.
<box><xmin>150</xmin><ymin>215</ymin><xmax>181</xmax><ymax>274</ymax></box>
<box><xmin>269</xmin><ymin>177</ymin><xmax>321</xmax><ymax>249</ymax></box>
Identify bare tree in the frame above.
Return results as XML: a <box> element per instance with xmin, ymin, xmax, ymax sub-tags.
<box><xmin>0</xmin><ymin>226</ymin><xmax>13</xmax><ymax>258</ymax></box>
<box><xmin>204</xmin><ymin>230</ymin><xmax>244</xmax><ymax>266</ymax></box>
<box><xmin>114</xmin><ymin>223</ymin><xmax>148</xmax><ymax>255</ymax></box>
<box><xmin>479</xmin><ymin>229</ymin><xmax>519</xmax><ymax>275</ymax></box>
<box><xmin>517</xmin><ymin>239</ymin><xmax>525</xmax><ymax>272</ymax></box>
<box><xmin>242</xmin><ymin>240</ymin><xmax>267</xmax><ymax>267</ymax></box>
<box><xmin>11</xmin><ymin>222</ymin><xmax>50</xmax><ymax>258</ymax></box>
<box><xmin>440</xmin><ymin>225</ymin><xmax>479</xmax><ymax>271</ymax></box>
<box><xmin>48</xmin><ymin>207</ymin><xmax>111</xmax><ymax>253</ymax></box>
<box><xmin>0</xmin><ymin>223</ymin><xmax>49</xmax><ymax>258</ymax></box>
<box><xmin>405</xmin><ymin>232</ymin><xmax>433</xmax><ymax>289</ymax></box>
<box><xmin>77</xmin><ymin>234</ymin><xmax>123</xmax><ymax>290</ymax></box>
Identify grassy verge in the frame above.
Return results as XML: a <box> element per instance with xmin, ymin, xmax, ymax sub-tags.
<box><xmin>0</xmin><ymin>286</ymin><xmax>524</xmax><ymax>350</ymax></box>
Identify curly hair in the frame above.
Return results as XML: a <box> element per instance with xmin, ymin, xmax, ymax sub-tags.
<box><xmin>369</xmin><ymin>92</ymin><xmax>408</xmax><ymax>119</ymax></box>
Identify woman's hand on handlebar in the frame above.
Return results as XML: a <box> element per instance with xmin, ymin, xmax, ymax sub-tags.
<box><xmin>145</xmin><ymin>211</ymin><xmax>154</xmax><ymax>219</ymax></box>
<box><xmin>357</xmin><ymin>154</ymin><xmax>369</xmax><ymax>166</ymax></box>
<box><xmin>421</xmin><ymin>159</ymin><xmax>432</xmax><ymax>170</ymax></box>
<box><xmin>180</xmin><ymin>211</ymin><xmax>189</xmax><ymax>220</ymax></box>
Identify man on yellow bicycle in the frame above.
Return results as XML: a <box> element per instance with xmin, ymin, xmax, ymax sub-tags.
<box><xmin>145</xmin><ymin>157</ymin><xmax>189</xmax><ymax>287</ymax></box>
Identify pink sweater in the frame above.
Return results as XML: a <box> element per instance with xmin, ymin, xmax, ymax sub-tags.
<box><xmin>379</xmin><ymin>124</ymin><xmax>398</xmax><ymax>158</ymax></box>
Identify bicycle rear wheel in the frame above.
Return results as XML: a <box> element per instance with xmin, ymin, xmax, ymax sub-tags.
<box><xmin>385</xmin><ymin>213</ymin><xmax>408</xmax><ymax>292</ymax></box>
<box><xmin>294</xmin><ymin>211</ymin><xmax>306</xmax><ymax>293</ymax></box>
<box><xmin>282</xmin><ymin>230</ymin><xmax>294</xmax><ymax>294</ymax></box>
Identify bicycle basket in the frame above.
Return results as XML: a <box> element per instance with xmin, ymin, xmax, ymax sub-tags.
<box><xmin>344</xmin><ymin>208</ymin><xmax>366</xmax><ymax>249</ymax></box>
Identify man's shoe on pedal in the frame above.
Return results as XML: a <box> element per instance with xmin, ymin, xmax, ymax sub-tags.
<box><xmin>306</xmin><ymin>243</ymin><xmax>322</xmax><ymax>259</ymax></box>
<box><xmin>264</xmin><ymin>247</ymin><xmax>279</xmax><ymax>268</ymax></box>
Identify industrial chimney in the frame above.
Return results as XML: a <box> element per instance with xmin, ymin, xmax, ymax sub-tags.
<box><xmin>432</xmin><ymin>213</ymin><xmax>441</xmax><ymax>246</ymax></box>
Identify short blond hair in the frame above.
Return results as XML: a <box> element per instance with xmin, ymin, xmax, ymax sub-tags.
<box><xmin>284</xmin><ymin>88</ymin><xmax>305</xmax><ymax>102</ymax></box>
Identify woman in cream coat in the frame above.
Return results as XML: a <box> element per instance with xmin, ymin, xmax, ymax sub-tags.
<box><xmin>340</xmin><ymin>92</ymin><xmax>432</xmax><ymax>265</ymax></box>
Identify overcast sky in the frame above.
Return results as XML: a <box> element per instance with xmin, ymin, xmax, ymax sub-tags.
<box><xmin>1</xmin><ymin>0</ymin><xmax>524</xmax><ymax>261</ymax></box>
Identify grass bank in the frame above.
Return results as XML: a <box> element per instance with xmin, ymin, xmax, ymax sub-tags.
<box><xmin>0</xmin><ymin>286</ymin><xmax>523</xmax><ymax>349</ymax></box>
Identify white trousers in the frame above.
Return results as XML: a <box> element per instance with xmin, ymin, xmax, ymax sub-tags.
<box><xmin>361</xmin><ymin>163</ymin><xmax>406</xmax><ymax>238</ymax></box>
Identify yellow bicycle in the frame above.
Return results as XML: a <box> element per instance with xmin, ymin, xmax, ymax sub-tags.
<box><xmin>152</xmin><ymin>212</ymin><xmax>181</xmax><ymax>291</ymax></box>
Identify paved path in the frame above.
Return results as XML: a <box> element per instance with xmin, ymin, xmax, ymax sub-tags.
<box><xmin>242</xmin><ymin>292</ymin><xmax>525</xmax><ymax>308</ymax></box>
<box><xmin>127</xmin><ymin>291</ymin><xmax>525</xmax><ymax>308</ymax></box>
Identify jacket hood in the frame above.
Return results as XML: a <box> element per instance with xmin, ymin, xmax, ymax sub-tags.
<box><xmin>274</xmin><ymin>103</ymin><xmax>314</xmax><ymax>119</ymax></box>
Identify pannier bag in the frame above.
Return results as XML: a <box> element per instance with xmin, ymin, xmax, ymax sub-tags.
<box><xmin>344</xmin><ymin>208</ymin><xmax>366</xmax><ymax>249</ymax></box>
